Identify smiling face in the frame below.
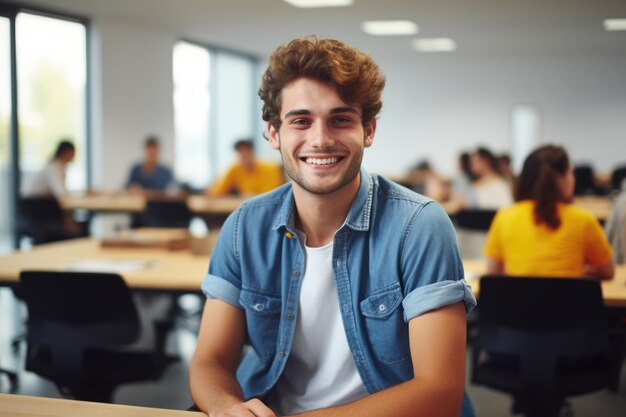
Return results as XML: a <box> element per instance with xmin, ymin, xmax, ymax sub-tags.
<box><xmin>267</xmin><ymin>78</ymin><xmax>375</xmax><ymax>197</ymax></box>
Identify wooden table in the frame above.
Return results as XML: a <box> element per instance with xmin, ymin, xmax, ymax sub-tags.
<box><xmin>61</xmin><ymin>193</ymin><xmax>147</xmax><ymax>213</ymax></box>
<box><xmin>463</xmin><ymin>259</ymin><xmax>626</xmax><ymax>308</ymax></box>
<box><xmin>0</xmin><ymin>393</ymin><xmax>204</xmax><ymax>417</ymax></box>
<box><xmin>186</xmin><ymin>195</ymin><xmax>246</xmax><ymax>216</ymax></box>
<box><xmin>0</xmin><ymin>229</ymin><xmax>211</xmax><ymax>293</ymax></box>
<box><xmin>573</xmin><ymin>196</ymin><xmax>614</xmax><ymax>221</ymax></box>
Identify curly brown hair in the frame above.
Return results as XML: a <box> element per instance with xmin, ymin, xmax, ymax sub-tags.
<box><xmin>259</xmin><ymin>36</ymin><xmax>385</xmax><ymax>132</ymax></box>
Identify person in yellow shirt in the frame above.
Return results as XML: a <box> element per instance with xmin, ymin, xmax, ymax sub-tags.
<box><xmin>484</xmin><ymin>144</ymin><xmax>614</xmax><ymax>279</ymax></box>
<box><xmin>208</xmin><ymin>139</ymin><xmax>285</xmax><ymax>197</ymax></box>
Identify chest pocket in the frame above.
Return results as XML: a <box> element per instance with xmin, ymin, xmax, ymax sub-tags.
<box><xmin>359</xmin><ymin>284</ymin><xmax>410</xmax><ymax>364</ymax></box>
<box><xmin>240</xmin><ymin>290</ymin><xmax>282</xmax><ymax>357</ymax></box>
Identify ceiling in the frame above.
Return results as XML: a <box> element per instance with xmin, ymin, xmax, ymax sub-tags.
<box><xmin>13</xmin><ymin>0</ymin><xmax>626</xmax><ymax>60</ymax></box>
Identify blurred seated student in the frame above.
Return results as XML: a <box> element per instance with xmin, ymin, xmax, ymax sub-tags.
<box><xmin>409</xmin><ymin>160</ymin><xmax>450</xmax><ymax>201</ymax></box>
<box><xmin>469</xmin><ymin>147</ymin><xmax>513</xmax><ymax>209</ymax></box>
<box><xmin>126</xmin><ymin>136</ymin><xmax>175</xmax><ymax>196</ymax></box>
<box><xmin>23</xmin><ymin>140</ymin><xmax>75</xmax><ymax>199</ymax></box>
<box><xmin>450</xmin><ymin>151</ymin><xmax>477</xmax><ymax>210</ymax></box>
<box><xmin>496</xmin><ymin>153</ymin><xmax>514</xmax><ymax>186</ymax></box>
<box><xmin>207</xmin><ymin>139</ymin><xmax>284</xmax><ymax>197</ymax></box>
<box><xmin>484</xmin><ymin>144</ymin><xmax>614</xmax><ymax>279</ymax></box>
<box><xmin>22</xmin><ymin>139</ymin><xmax>85</xmax><ymax>239</ymax></box>
<box><xmin>605</xmin><ymin>190</ymin><xmax>626</xmax><ymax>264</ymax></box>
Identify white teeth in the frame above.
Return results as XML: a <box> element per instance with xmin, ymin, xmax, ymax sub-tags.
<box><xmin>305</xmin><ymin>157</ymin><xmax>338</xmax><ymax>165</ymax></box>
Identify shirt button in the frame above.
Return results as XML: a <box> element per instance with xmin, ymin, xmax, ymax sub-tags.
<box><xmin>293</xmin><ymin>271</ymin><xmax>300</xmax><ymax>278</ymax></box>
<box><xmin>378</xmin><ymin>304</ymin><xmax>386</xmax><ymax>312</ymax></box>
<box><xmin>287</xmin><ymin>314</ymin><xmax>294</xmax><ymax>320</ymax></box>
<box><xmin>342</xmin><ymin>304</ymin><xmax>349</xmax><ymax>312</ymax></box>
<box><xmin>279</xmin><ymin>351</ymin><xmax>285</xmax><ymax>357</ymax></box>
<box><xmin>254</xmin><ymin>303</ymin><xmax>264</xmax><ymax>312</ymax></box>
<box><xmin>285</xmin><ymin>231</ymin><xmax>294</xmax><ymax>239</ymax></box>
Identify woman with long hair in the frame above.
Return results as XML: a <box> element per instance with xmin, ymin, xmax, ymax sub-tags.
<box><xmin>484</xmin><ymin>144</ymin><xmax>613</xmax><ymax>279</ymax></box>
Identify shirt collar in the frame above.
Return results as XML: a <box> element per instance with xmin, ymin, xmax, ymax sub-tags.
<box><xmin>272</xmin><ymin>167</ymin><xmax>374</xmax><ymax>234</ymax></box>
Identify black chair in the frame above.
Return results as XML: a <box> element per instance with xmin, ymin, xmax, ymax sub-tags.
<box><xmin>610</xmin><ymin>165</ymin><xmax>626</xmax><ymax>192</ymax></box>
<box><xmin>19</xmin><ymin>271</ymin><xmax>178</xmax><ymax>402</ymax></box>
<box><xmin>453</xmin><ymin>208</ymin><xmax>497</xmax><ymax>231</ymax></box>
<box><xmin>137</xmin><ymin>199</ymin><xmax>192</xmax><ymax>228</ymax></box>
<box><xmin>16</xmin><ymin>197</ymin><xmax>87</xmax><ymax>245</ymax></box>
<box><xmin>573</xmin><ymin>165</ymin><xmax>600</xmax><ymax>196</ymax></box>
<box><xmin>471</xmin><ymin>276</ymin><xmax>611</xmax><ymax>417</ymax></box>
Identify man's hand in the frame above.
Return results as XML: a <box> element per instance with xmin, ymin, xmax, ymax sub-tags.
<box><xmin>210</xmin><ymin>398</ymin><xmax>277</xmax><ymax>417</ymax></box>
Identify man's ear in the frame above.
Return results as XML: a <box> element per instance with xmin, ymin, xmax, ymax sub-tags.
<box><xmin>364</xmin><ymin>118</ymin><xmax>376</xmax><ymax>148</ymax></box>
<box><xmin>267</xmin><ymin>122</ymin><xmax>280</xmax><ymax>150</ymax></box>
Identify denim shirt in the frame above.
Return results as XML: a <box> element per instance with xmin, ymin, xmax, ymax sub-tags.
<box><xmin>202</xmin><ymin>169</ymin><xmax>477</xmax><ymax>416</ymax></box>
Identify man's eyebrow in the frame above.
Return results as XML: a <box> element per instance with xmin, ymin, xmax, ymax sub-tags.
<box><xmin>330</xmin><ymin>106</ymin><xmax>359</xmax><ymax>115</ymax></box>
<box><xmin>283</xmin><ymin>109</ymin><xmax>311</xmax><ymax>119</ymax></box>
<box><xmin>283</xmin><ymin>106</ymin><xmax>359</xmax><ymax>119</ymax></box>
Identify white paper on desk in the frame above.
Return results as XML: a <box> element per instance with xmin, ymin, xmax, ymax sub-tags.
<box><xmin>65</xmin><ymin>259</ymin><xmax>158</xmax><ymax>273</ymax></box>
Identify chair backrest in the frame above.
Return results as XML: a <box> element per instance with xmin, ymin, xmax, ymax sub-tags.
<box><xmin>454</xmin><ymin>209</ymin><xmax>497</xmax><ymax>231</ymax></box>
<box><xmin>144</xmin><ymin>199</ymin><xmax>192</xmax><ymax>228</ymax></box>
<box><xmin>19</xmin><ymin>271</ymin><xmax>140</xmax><ymax>382</ymax></box>
<box><xmin>478</xmin><ymin>276</ymin><xmax>607</xmax><ymax>355</ymax></box>
<box><xmin>17</xmin><ymin>197</ymin><xmax>64</xmax><ymax>225</ymax></box>
<box><xmin>573</xmin><ymin>165</ymin><xmax>597</xmax><ymax>196</ymax></box>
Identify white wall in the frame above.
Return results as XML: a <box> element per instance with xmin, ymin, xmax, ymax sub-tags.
<box><xmin>91</xmin><ymin>17</ymin><xmax>177</xmax><ymax>189</ymax></box>
<box><xmin>88</xmin><ymin>18</ymin><xmax>626</xmax><ymax>185</ymax></box>
<box><xmin>365</xmin><ymin>52</ymin><xmax>626</xmax><ymax>178</ymax></box>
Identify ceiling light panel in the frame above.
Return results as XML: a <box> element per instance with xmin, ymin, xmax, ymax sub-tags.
<box><xmin>604</xmin><ymin>18</ymin><xmax>626</xmax><ymax>31</ymax></box>
<box><xmin>412</xmin><ymin>38</ymin><xmax>457</xmax><ymax>52</ymax></box>
<box><xmin>283</xmin><ymin>0</ymin><xmax>353</xmax><ymax>8</ymax></box>
<box><xmin>361</xmin><ymin>20</ymin><xmax>419</xmax><ymax>36</ymax></box>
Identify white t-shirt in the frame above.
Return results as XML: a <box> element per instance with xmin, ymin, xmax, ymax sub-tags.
<box><xmin>473</xmin><ymin>177</ymin><xmax>512</xmax><ymax>209</ymax></box>
<box><xmin>268</xmin><ymin>240</ymin><xmax>368</xmax><ymax>415</ymax></box>
<box><xmin>22</xmin><ymin>160</ymin><xmax>67</xmax><ymax>198</ymax></box>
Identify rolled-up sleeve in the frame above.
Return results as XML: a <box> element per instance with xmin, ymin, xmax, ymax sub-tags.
<box><xmin>403</xmin><ymin>279</ymin><xmax>476</xmax><ymax>322</ymax></box>
<box><xmin>400</xmin><ymin>201</ymin><xmax>477</xmax><ymax>321</ymax></box>
<box><xmin>201</xmin><ymin>209</ymin><xmax>243</xmax><ymax>309</ymax></box>
<box><xmin>202</xmin><ymin>273</ymin><xmax>242</xmax><ymax>308</ymax></box>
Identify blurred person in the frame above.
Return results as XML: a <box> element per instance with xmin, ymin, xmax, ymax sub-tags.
<box><xmin>451</xmin><ymin>151</ymin><xmax>477</xmax><ymax>209</ymax></box>
<box><xmin>207</xmin><ymin>139</ymin><xmax>284</xmax><ymax>197</ymax></box>
<box><xmin>190</xmin><ymin>36</ymin><xmax>476</xmax><ymax>417</ymax></box>
<box><xmin>484</xmin><ymin>144</ymin><xmax>614</xmax><ymax>279</ymax></box>
<box><xmin>21</xmin><ymin>139</ymin><xmax>85</xmax><ymax>241</ymax></box>
<box><xmin>409</xmin><ymin>160</ymin><xmax>450</xmax><ymax>202</ymax></box>
<box><xmin>23</xmin><ymin>139</ymin><xmax>75</xmax><ymax>199</ymax></box>
<box><xmin>497</xmin><ymin>153</ymin><xmax>514</xmax><ymax>185</ymax></box>
<box><xmin>469</xmin><ymin>147</ymin><xmax>513</xmax><ymax>209</ymax></box>
<box><xmin>126</xmin><ymin>136</ymin><xmax>175</xmax><ymax>196</ymax></box>
<box><xmin>605</xmin><ymin>190</ymin><xmax>626</xmax><ymax>264</ymax></box>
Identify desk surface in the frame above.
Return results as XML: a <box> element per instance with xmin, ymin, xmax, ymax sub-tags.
<box><xmin>0</xmin><ymin>229</ymin><xmax>210</xmax><ymax>292</ymax></box>
<box><xmin>61</xmin><ymin>193</ymin><xmax>147</xmax><ymax>212</ymax></box>
<box><xmin>61</xmin><ymin>193</ymin><xmax>247</xmax><ymax>216</ymax></box>
<box><xmin>463</xmin><ymin>259</ymin><xmax>626</xmax><ymax>308</ymax></box>
<box><xmin>0</xmin><ymin>393</ymin><xmax>204</xmax><ymax>417</ymax></box>
<box><xmin>573</xmin><ymin>196</ymin><xmax>614</xmax><ymax>221</ymax></box>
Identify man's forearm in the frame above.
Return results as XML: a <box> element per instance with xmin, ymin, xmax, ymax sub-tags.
<box><xmin>189</xmin><ymin>358</ymin><xmax>245</xmax><ymax>415</ymax></box>
<box><xmin>290</xmin><ymin>378</ymin><xmax>463</xmax><ymax>417</ymax></box>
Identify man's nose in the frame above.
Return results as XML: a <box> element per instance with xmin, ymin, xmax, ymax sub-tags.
<box><xmin>307</xmin><ymin>122</ymin><xmax>335</xmax><ymax>149</ymax></box>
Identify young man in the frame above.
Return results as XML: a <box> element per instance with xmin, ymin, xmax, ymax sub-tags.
<box><xmin>207</xmin><ymin>139</ymin><xmax>284</xmax><ymax>197</ymax></box>
<box><xmin>190</xmin><ymin>37</ymin><xmax>476</xmax><ymax>417</ymax></box>
<box><xmin>126</xmin><ymin>136</ymin><xmax>175</xmax><ymax>196</ymax></box>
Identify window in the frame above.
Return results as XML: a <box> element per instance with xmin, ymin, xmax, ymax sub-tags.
<box><xmin>17</xmin><ymin>12</ymin><xmax>88</xmax><ymax>193</ymax></box>
<box><xmin>0</xmin><ymin>16</ymin><xmax>11</xmax><ymax>248</ymax></box>
<box><xmin>0</xmin><ymin>5</ymin><xmax>89</xmax><ymax>248</ymax></box>
<box><xmin>173</xmin><ymin>41</ymin><xmax>259</xmax><ymax>189</ymax></box>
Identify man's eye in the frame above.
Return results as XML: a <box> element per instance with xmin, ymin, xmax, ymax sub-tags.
<box><xmin>333</xmin><ymin>116</ymin><xmax>353</xmax><ymax>124</ymax></box>
<box><xmin>292</xmin><ymin>119</ymin><xmax>310</xmax><ymax>126</ymax></box>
